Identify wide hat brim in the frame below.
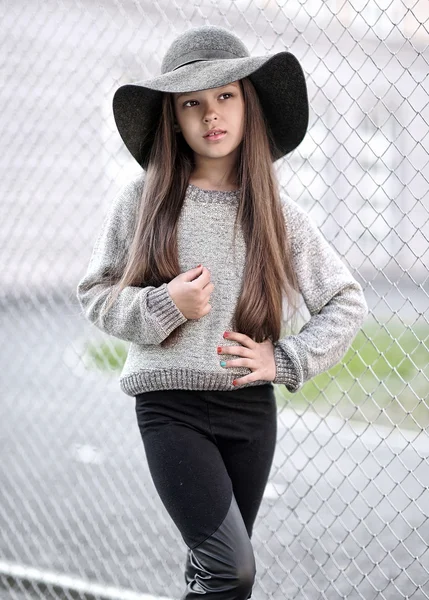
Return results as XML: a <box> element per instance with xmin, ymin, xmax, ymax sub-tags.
<box><xmin>112</xmin><ymin>51</ymin><xmax>309</xmax><ymax>170</ymax></box>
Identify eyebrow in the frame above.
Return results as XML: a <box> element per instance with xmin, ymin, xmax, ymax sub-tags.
<box><xmin>175</xmin><ymin>82</ymin><xmax>239</xmax><ymax>101</ymax></box>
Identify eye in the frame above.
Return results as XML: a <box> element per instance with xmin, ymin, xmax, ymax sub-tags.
<box><xmin>182</xmin><ymin>92</ymin><xmax>233</xmax><ymax>108</ymax></box>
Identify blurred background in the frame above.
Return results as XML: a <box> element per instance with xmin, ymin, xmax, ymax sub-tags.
<box><xmin>1</xmin><ymin>0</ymin><xmax>428</xmax><ymax>599</ymax></box>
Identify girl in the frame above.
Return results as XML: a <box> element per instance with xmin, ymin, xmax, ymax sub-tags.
<box><xmin>77</xmin><ymin>25</ymin><xmax>368</xmax><ymax>600</ymax></box>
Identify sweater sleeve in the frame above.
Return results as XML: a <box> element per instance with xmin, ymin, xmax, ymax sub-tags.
<box><xmin>76</xmin><ymin>175</ymin><xmax>188</xmax><ymax>345</ymax></box>
<box><xmin>272</xmin><ymin>195</ymin><xmax>369</xmax><ymax>393</ymax></box>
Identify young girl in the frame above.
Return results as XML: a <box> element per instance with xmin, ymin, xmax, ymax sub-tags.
<box><xmin>77</xmin><ymin>25</ymin><xmax>368</xmax><ymax>600</ymax></box>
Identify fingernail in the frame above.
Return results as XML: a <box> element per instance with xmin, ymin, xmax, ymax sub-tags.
<box><xmin>217</xmin><ymin>346</ymin><xmax>222</xmax><ymax>353</ymax></box>
<box><xmin>220</xmin><ymin>361</ymin><xmax>226</xmax><ymax>367</ymax></box>
<box><xmin>232</xmin><ymin>380</ymin><xmax>237</xmax><ymax>386</ymax></box>
<box><xmin>223</xmin><ymin>331</ymin><xmax>230</xmax><ymax>338</ymax></box>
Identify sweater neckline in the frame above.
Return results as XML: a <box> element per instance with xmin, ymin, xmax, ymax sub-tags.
<box><xmin>187</xmin><ymin>182</ymin><xmax>240</xmax><ymax>195</ymax></box>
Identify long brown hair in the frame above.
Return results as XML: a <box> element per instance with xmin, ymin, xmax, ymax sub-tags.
<box><xmin>100</xmin><ymin>77</ymin><xmax>301</xmax><ymax>347</ymax></box>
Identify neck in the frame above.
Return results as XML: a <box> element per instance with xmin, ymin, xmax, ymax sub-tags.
<box><xmin>191</xmin><ymin>152</ymin><xmax>239</xmax><ymax>190</ymax></box>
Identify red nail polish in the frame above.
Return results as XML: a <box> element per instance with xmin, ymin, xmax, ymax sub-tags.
<box><xmin>223</xmin><ymin>331</ymin><xmax>229</xmax><ymax>338</ymax></box>
<box><xmin>232</xmin><ymin>380</ymin><xmax>237</xmax><ymax>386</ymax></box>
<box><xmin>217</xmin><ymin>346</ymin><xmax>222</xmax><ymax>353</ymax></box>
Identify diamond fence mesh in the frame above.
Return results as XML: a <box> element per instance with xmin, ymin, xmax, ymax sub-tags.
<box><xmin>1</xmin><ymin>0</ymin><xmax>428</xmax><ymax>599</ymax></box>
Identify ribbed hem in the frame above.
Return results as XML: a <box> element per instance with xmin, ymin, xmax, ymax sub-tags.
<box><xmin>120</xmin><ymin>368</ymin><xmax>270</xmax><ymax>397</ymax></box>
<box><xmin>146</xmin><ymin>282</ymin><xmax>188</xmax><ymax>336</ymax></box>
<box><xmin>272</xmin><ymin>343</ymin><xmax>302</xmax><ymax>392</ymax></box>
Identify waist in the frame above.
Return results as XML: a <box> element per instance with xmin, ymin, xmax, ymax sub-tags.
<box><xmin>120</xmin><ymin>367</ymin><xmax>273</xmax><ymax>397</ymax></box>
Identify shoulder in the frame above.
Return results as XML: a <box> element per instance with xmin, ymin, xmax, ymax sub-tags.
<box><xmin>109</xmin><ymin>171</ymin><xmax>146</xmax><ymax>220</ymax></box>
<box><xmin>278</xmin><ymin>188</ymin><xmax>312</xmax><ymax>224</ymax></box>
<box><xmin>278</xmin><ymin>188</ymin><xmax>316</xmax><ymax>254</ymax></box>
<box><xmin>113</xmin><ymin>171</ymin><xmax>146</xmax><ymax>209</ymax></box>
<box><xmin>101</xmin><ymin>171</ymin><xmax>146</xmax><ymax>241</ymax></box>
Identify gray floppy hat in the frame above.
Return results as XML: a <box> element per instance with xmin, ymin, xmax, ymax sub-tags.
<box><xmin>112</xmin><ymin>25</ymin><xmax>309</xmax><ymax>170</ymax></box>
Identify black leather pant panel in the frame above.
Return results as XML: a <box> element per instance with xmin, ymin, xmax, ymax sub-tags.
<box><xmin>182</xmin><ymin>494</ymin><xmax>255</xmax><ymax>599</ymax></box>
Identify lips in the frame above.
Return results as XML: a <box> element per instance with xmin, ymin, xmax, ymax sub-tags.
<box><xmin>204</xmin><ymin>129</ymin><xmax>226</xmax><ymax>138</ymax></box>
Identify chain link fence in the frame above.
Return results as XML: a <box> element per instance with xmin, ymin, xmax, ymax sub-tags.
<box><xmin>1</xmin><ymin>0</ymin><xmax>428</xmax><ymax>598</ymax></box>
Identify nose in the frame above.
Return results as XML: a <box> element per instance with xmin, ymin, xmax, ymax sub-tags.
<box><xmin>203</xmin><ymin>102</ymin><xmax>218</xmax><ymax>123</ymax></box>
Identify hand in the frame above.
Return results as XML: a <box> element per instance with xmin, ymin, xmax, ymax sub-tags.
<box><xmin>217</xmin><ymin>331</ymin><xmax>276</xmax><ymax>386</ymax></box>
<box><xmin>167</xmin><ymin>265</ymin><xmax>214</xmax><ymax>320</ymax></box>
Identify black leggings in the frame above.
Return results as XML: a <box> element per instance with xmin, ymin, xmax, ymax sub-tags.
<box><xmin>135</xmin><ymin>383</ymin><xmax>277</xmax><ymax>599</ymax></box>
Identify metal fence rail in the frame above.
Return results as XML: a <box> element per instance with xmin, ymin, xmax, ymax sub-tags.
<box><xmin>1</xmin><ymin>0</ymin><xmax>428</xmax><ymax>599</ymax></box>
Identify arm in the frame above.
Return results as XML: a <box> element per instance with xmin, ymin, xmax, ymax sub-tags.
<box><xmin>76</xmin><ymin>176</ymin><xmax>187</xmax><ymax>345</ymax></box>
<box><xmin>272</xmin><ymin>196</ymin><xmax>368</xmax><ymax>392</ymax></box>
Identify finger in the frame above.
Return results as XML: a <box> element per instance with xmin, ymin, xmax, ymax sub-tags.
<box><xmin>218</xmin><ymin>345</ymin><xmax>253</xmax><ymax>357</ymax></box>
<box><xmin>224</xmin><ymin>331</ymin><xmax>257</xmax><ymax>347</ymax></box>
<box><xmin>232</xmin><ymin>374</ymin><xmax>259</xmax><ymax>386</ymax></box>
<box><xmin>220</xmin><ymin>358</ymin><xmax>255</xmax><ymax>368</ymax></box>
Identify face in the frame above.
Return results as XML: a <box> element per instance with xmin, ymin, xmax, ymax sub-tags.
<box><xmin>173</xmin><ymin>81</ymin><xmax>245</xmax><ymax>161</ymax></box>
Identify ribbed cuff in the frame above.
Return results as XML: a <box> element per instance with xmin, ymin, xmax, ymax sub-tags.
<box><xmin>146</xmin><ymin>282</ymin><xmax>188</xmax><ymax>335</ymax></box>
<box><xmin>272</xmin><ymin>342</ymin><xmax>301</xmax><ymax>392</ymax></box>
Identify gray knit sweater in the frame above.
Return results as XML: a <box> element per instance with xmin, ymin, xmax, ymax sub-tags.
<box><xmin>76</xmin><ymin>173</ymin><xmax>368</xmax><ymax>397</ymax></box>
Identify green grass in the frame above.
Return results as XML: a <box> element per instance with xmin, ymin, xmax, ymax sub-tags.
<box><xmin>83</xmin><ymin>317</ymin><xmax>429</xmax><ymax>430</ymax></box>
